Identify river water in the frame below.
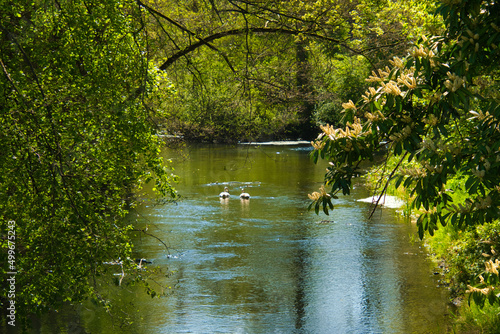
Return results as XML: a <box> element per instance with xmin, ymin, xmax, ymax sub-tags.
<box><xmin>36</xmin><ymin>143</ymin><xmax>453</xmax><ymax>333</ymax></box>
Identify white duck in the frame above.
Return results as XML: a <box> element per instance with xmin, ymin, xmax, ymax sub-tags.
<box><xmin>239</xmin><ymin>188</ymin><xmax>250</xmax><ymax>199</ymax></box>
<box><xmin>219</xmin><ymin>187</ymin><xmax>230</xmax><ymax>198</ymax></box>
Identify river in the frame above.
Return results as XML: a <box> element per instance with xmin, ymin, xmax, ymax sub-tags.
<box><xmin>35</xmin><ymin>143</ymin><xmax>453</xmax><ymax>333</ymax></box>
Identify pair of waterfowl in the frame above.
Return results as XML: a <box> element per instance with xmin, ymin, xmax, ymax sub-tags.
<box><xmin>219</xmin><ymin>187</ymin><xmax>250</xmax><ymax>199</ymax></box>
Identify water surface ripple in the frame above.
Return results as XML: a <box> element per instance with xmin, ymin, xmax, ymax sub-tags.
<box><xmin>119</xmin><ymin>145</ymin><xmax>451</xmax><ymax>334</ymax></box>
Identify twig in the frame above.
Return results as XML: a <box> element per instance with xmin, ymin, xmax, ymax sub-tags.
<box><xmin>368</xmin><ymin>151</ymin><xmax>408</xmax><ymax>219</ymax></box>
<box><xmin>132</xmin><ymin>228</ymin><xmax>171</xmax><ymax>254</ymax></box>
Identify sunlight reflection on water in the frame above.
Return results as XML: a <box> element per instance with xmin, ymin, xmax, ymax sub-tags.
<box><xmin>37</xmin><ymin>144</ymin><xmax>453</xmax><ymax>334</ymax></box>
<box><xmin>126</xmin><ymin>144</ymin><xmax>452</xmax><ymax>334</ymax></box>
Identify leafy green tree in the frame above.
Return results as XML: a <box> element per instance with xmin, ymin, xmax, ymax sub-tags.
<box><xmin>0</xmin><ymin>0</ymin><xmax>176</xmax><ymax>325</ymax></box>
<box><xmin>139</xmin><ymin>0</ymin><xmax>439</xmax><ymax>141</ymax></box>
<box><xmin>309</xmin><ymin>0</ymin><xmax>500</xmax><ymax>306</ymax></box>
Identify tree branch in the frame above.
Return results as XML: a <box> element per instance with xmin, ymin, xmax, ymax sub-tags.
<box><xmin>136</xmin><ymin>0</ymin><xmax>197</xmax><ymax>38</ymax></box>
<box><xmin>132</xmin><ymin>228</ymin><xmax>171</xmax><ymax>254</ymax></box>
<box><xmin>368</xmin><ymin>151</ymin><xmax>408</xmax><ymax>219</ymax></box>
<box><xmin>158</xmin><ymin>27</ymin><xmax>360</xmax><ymax>70</ymax></box>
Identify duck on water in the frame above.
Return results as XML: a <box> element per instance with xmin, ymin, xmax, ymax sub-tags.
<box><xmin>219</xmin><ymin>187</ymin><xmax>230</xmax><ymax>198</ymax></box>
<box><xmin>240</xmin><ymin>188</ymin><xmax>250</xmax><ymax>199</ymax></box>
<box><xmin>219</xmin><ymin>186</ymin><xmax>251</xmax><ymax>199</ymax></box>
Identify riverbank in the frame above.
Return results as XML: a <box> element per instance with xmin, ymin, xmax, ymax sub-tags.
<box><xmin>363</xmin><ymin>156</ymin><xmax>500</xmax><ymax>333</ymax></box>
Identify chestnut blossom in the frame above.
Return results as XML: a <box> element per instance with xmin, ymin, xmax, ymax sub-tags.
<box><xmin>341</xmin><ymin>100</ymin><xmax>357</xmax><ymax>111</ymax></box>
<box><xmin>466</xmin><ymin>285</ymin><xmax>495</xmax><ymax>295</ymax></box>
<box><xmin>485</xmin><ymin>259</ymin><xmax>500</xmax><ymax>276</ymax></box>
<box><xmin>308</xmin><ymin>185</ymin><xmax>329</xmax><ymax>201</ymax></box>
<box><xmin>444</xmin><ymin>71</ymin><xmax>464</xmax><ymax>92</ymax></box>
<box><xmin>381</xmin><ymin>80</ymin><xmax>402</xmax><ymax>96</ymax></box>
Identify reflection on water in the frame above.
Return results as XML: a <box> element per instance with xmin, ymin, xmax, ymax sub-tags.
<box><xmin>126</xmin><ymin>144</ymin><xmax>451</xmax><ymax>334</ymax></box>
<box><xmin>34</xmin><ymin>144</ymin><xmax>452</xmax><ymax>333</ymax></box>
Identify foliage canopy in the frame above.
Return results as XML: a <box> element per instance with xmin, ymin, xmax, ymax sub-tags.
<box><xmin>0</xmin><ymin>0</ymin><xmax>176</xmax><ymax>324</ymax></box>
<box><xmin>309</xmin><ymin>0</ymin><xmax>500</xmax><ymax>307</ymax></box>
<box><xmin>139</xmin><ymin>0</ymin><xmax>440</xmax><ymax>141</ymax></box>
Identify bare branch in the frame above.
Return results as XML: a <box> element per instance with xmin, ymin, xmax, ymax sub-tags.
<box><xmin>158</xmin><ymin>27</ymin><xmax>360</xmax><ymax>70</ymax></box>
<box><xmin>368</xmin><ymin>151</ymin><xmax>408</xmax><ymax>219</ymax></box>
<box><xmin>132</xmin><ymin>228</ymin><xmax>171</xmax><ymax>254</ymax></box>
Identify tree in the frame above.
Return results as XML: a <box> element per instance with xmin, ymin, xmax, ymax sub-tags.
<box><xmin>138</xmin><ymin>0</ymin><xmax>439</xmax><ymax>141</ymax></box>
<box><xmin>0</xmin><ymin>0</ymin><xmax>176</xmax><ymax>325</ymax></box>
<box><xmin>309</xmin><ymin>0</ymin><xmax>500</xmax><ymax>306</ymax></box>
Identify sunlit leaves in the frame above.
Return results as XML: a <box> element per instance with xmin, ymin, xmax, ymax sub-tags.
<box><xmin>0</xmin><ymin>0</ymin><xmax>176</xmax><ymax>323</ymax></box>
<box><xmin>310</xmin><ymin>0</ymin><xmax>500</xmax><ymax>309</ymax></box>
<box><xmin>310</xmin><ymin>0</ymin><xmax>500</xmax><ymax>236</ymax></box>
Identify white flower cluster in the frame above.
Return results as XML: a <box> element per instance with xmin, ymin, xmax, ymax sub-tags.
<box><xmin>389</xmin><ymin>56</ymin><xmax>404</xmax><ymax>69</ymax></box>
<box><xmin>466</xmin><ymin>259</ymin><xmax>499</xmax><ymax>295</ymax></box>
<box><xmin>424</xmin><ymin>163</ymin><xmax>444</xmax><ymax>174</ymax></box>
<box><xmin>466</xmin><ymin>284</ymin><xmax>495</xmax><ymax>296</ymax></box>
<box><xmin>472</xmin><ymin>166</ymin><xmax>486</xmax><ymax>179</ymax></box>
<box><xmin>341</xmin><ymin>100</ymin><xmax>357</xmax><ymax>111</ymax></box>
<box><xmin>485</xmin><ymin>259</ymin><xmax>500</xmax><ymax>276</ymax></box>
<box><xmin>444</xmin><ymin>71</ymin><xmax>465</xmax><ymax>92</ymax></box>
<box><xmin>474</xmin><ymin>195</ymin><xmax>492</xmax><ymax>210</ymax></box>
<box><xmin>362</xmin><ymin>87</ymin><xmax>381</xmax><ymax>103</ymax></box>
<box><xmin>469</xmin><ymin>110</ymin><xmax>496</xmax><ymax>126</ymax></box>
<box><xmin>458</xmin><ymin>29</ymin><xmax>480</xmax><ymax>50</ymax></box>
<box><xmin>308</xmin><ymin>185</ymin><xmax>329</xmax><ymax>201</ymax></box>
<box><xmin>359</xmin><ymin>56</ymin><xmax>421</xmax><ymax>114</ymax></box>
<box><xmin>412</xmin><ymin>45</ymin><xmax>435</xmax><ymax>59</ymax></box>
<box><xmin>411</xmin><ymin>41</ymin><xmax>441</xmax><ymax>68</ymax></box>
<box><xmin>364</xmin><ymin>110</ymin><xmax>386</xmax><ymax>122</ymax></box>
<box><xmin>319</xmin><ymin>118</ymin><xmax>365</xmax><ymax>141</ymax></box>
<box><xmin>399</xmin><ymin>166</ymin><xmax>427</xmax><ymax>178</ymax></box>
<box><xmin>381</xmin><ymin>80</ymin><xmax>403</xmax><ymax>96</ymax></box>
<box><xmin>423</xmin><ymin>114</ymin><xmax>439</xmax><ymax>126</ymax></box>
<box><xmin>397</xmin><ymin>74</ymin><xmax>417</xmax><ymax>90</ymax></box>
<box><xmin>366</xmin><ymin>67</ymin><xmax>391</xmax><ymax>83</ymax></box>
<box><xmin>311</xmin><ymin>140</ymin><xmax>325</xmax><ymax>151</ymax></box>
<box><xmin>466</xmin><ymin>249</ymin><xmax>499</xmax><ymax>297</ymax></box>
<box><xmin>448</xmin><ymin>196</ymin><xmax>491</xmax><ymax>216</ymax></box>
<box><xmin>482</xmin><ymin>246</ymin><xmax>497</xmax><ymax>258</ymax></box>
<box><xmin>312</xmin><ymin>118</ymin><xmax>370</xmax><ymax>152</ymax></box>
<box><xmin>420</xmin><ymin>138</ymin><xmax>461</xmax><ymax>155</ymax></box>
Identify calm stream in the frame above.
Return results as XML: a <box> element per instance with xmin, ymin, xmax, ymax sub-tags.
<box><xmin>37</xmin><ymin>143</ymin><xmax>452</xmax><ymax>333</ymax></box>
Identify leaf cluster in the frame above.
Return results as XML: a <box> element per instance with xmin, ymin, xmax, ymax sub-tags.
<box><xmin>0</xmin><ymin>0</ymin><xmax>176</xmax><ymax>323</ymax></box>
<box><xmin>310</xmin><ymin>0</ymin><xmax>500</xmax><ymax>308</ymax></box>
<box><xmin>136</xmin><ymin>0</ymin><xmax>438</xmax><ymax>141</ymax></box>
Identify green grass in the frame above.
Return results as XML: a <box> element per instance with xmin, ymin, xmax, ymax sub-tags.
<box><xmin>452</xmin><ymin>301</ymin><xmax>500</xmax><ymax>334</ymax></box>
<box><xmin>364</xmin><ymin>159</ymin><xmax>500</xmax><ymax>333</ymax></box>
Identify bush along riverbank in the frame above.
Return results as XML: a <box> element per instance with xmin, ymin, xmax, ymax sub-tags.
<box><xmin>363</xmin><ymin>156</ymin><xmax>500</xmax><ymax>333</ymax></box>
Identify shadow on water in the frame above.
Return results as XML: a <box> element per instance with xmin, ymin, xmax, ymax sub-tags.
<box><xmin>23</xmin><ymin>144</ymin><xmax>454</xmax><ymax>333</ymax></box>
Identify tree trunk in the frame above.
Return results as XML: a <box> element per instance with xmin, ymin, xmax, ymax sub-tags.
<box><xmin>295</xmin><ymin>39</ymin><xmax>316</xmax><ymax>140</ymax></box>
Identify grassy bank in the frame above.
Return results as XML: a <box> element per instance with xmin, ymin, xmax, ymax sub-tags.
<box><xmin>363</xmin><ymin>156</ymin><xmax>500</xmax><ymax>333</ymax></box>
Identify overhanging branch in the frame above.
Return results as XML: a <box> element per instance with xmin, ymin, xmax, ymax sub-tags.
<box><xmin>136</xmin><ymin>0</ymin><xmax>397</xmax><ymax>71</ymax></box>
<box><xmin>158</xmin><ymin>27</ymin><xmax>361</xmax><ymax>70</ymax></box>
